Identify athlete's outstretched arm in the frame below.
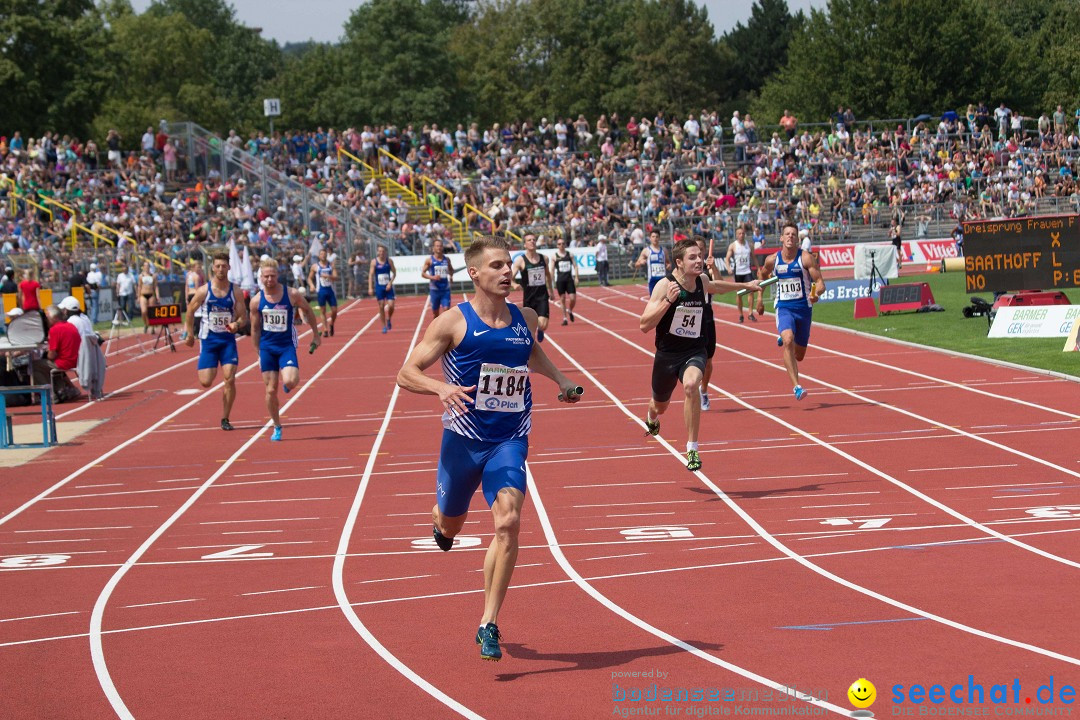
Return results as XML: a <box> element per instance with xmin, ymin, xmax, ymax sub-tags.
<box><xmin>705</xmin><ymin>276</ymin><xmax>760</xmax><ymax>295</ymax></box>
<box><xmin>183</xmin><ymin>285</ymin><xmax>208</xmax><ymax>347</ymax></box>
<box><xmin>249</xmin><ymin>293</ymin><xmax>262</xmax><ymax>351</ymax></box>
<box><xmin>639</xmin><ymin>278</ymin><xmax>677</xmax><ymax>333</ymax></box>
<box><xmin>520</xmin><ymin>307</ymin><xmax>580</xmax><ymax>403</ymax></box>
<box><xmin>232</xmin><ymin>286</ymin><xmax>249</xmax><ymax>332</ymax></box>
<box><xmin>289</xmin><ymin>288</ymin><xmax>321</xmax><ymax>348</ymax></box>
<box><xmin>804</xmin><ymin>250</ymin><xmax>826</xmax><ymax>301</ymax></box>
<box><xmin>397</xmin><ymin>310</ymin><xmax>474</xmax><ymax>415</ymax></box>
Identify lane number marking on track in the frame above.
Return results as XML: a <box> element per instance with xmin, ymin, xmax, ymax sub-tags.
<box><xmin>1</xmin><ymin>554</ymin><xmax>71</xmax><ymax>567</ymax></box>
<box><xmin>820</xmin><ymin>518</ymin><xmax>891</xmax><ymax>529</ymax></box>
<box><xmin>621</xmin><ymin>526</ymin><xmax>694</xmax><ymax>541</ymax></box>
<box><xmin>200</xmin><ymin>545</ymin><xmax>274</xmax><ymax>560</ymax></box>
<box><xmin>1026</xmin><ymin>506</ymin><xmax>1080</xmax><ymax>519</ymax></box>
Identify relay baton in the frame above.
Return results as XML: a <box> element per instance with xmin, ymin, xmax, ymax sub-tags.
<box><xmin>738</xmin><ymin>275</ymin><xmax>778</xmax><ymax>296</ymax></box>
<box><xmin>309</xmin><ymin>340</ymin><xmax>318</xmax><ymax>355</ymax></box>
<box><xmin>558</xmin><ymin>386</ymin><xmax>584</xmax><ymax>401</ymax></box>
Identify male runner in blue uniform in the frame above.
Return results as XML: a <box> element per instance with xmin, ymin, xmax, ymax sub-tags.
<box><xmin>251</xmin><ymin>258</ymin><xmax>321</xmax><ymax>441</ymax></box>
<box><xmin>757</xmin><ymin>222</ymin><xmax>826</xmax><ymax>401</ymax></box>
<box><xmin>397</xmin><ymin>236</ymin><xmax>582</xmax><ymax>662</ymax></box>
<box><xmin>635</xmin><ymin>230</ymin><xmax>670</xmax><ymax>297</ymax></box>
<box><xmin>307</xmin><ymin>248</ymin><xmax>338</xmax><ymax>337</ymax></box>
<box><xmin>183</xmin><ymin>252</ymin><xmax>247</xmax><ymax>431</ymax></box>
<box><xmin>640</xmin><ymin>239</ymin><xmax>758</xmax><ymax>470</ymax></box>
<box><xmin>368</xmin><ymin>244</ymin><xmax>397</xmax><ymax>333</ymax></box>
<box><xmin>421</xmin><ymin>238</ymin><xmax>455</xmax><ymax>318</ymax></box>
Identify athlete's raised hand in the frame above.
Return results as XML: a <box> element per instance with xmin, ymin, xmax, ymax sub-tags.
<box><xmin>439</xmin><ymin>382</ymin><xmax>476</xmax><ymax>416</ymax></box>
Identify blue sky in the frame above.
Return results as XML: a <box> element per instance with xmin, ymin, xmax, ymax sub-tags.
<box><xmin>129</xmin><ymin>0</ymin><xmax>826</xmax><ymax>46</ymax></box>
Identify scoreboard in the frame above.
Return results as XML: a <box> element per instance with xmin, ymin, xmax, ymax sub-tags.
<box><xmin>147</xmin><ymin>303</ymin><xmax>182</xmax><ymax>326</ymax></box>
<box><xmin>963</xmin><ymin>215</ymin><xmax>1080</xmax><ymax>292</ymax></box>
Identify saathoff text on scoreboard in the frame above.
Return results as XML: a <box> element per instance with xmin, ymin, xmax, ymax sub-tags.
<box><xmin>963</xmin><ymin>215</ymin><xmax>1080</xmax><ymax>292</ymax></box>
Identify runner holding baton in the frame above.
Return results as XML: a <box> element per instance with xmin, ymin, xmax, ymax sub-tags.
<box><xmin>558</xmin><ymin>386</ymin><xmax>584</xmax><ymax>401</ymax></box>
<box><xmin>738</xmin><ymin>275</ymin><xmax>777</xmax><ymax>296</ymax></box>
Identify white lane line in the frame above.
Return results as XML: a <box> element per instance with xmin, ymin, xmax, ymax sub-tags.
<box><xmin>241</xmin><ymin>586</ymin><xmax>322</xmax><ymax>597</ymax></box>
<box><xmin>909</xmin><ymin>464</ymin><xmax>1019</xmax><ymax>473</ymax></box>
<box><xmin>544</xmin><ymin>327</ymin><xmax>1080</xmax><ymax>667</ymax></box>
<box><xmin>0</xmin><ymin>610</ymin><xmax>81</xmax><ymax>623</ymax></box>
<box><xmin>13</xmin><ymin>527</ymin><xmax>132</xmax><ymax>533</ymax></box>
<box><xmin>762</xmin><ymin>492</ymin><xmax>880</xmax><ymax>500</ymax></box>
<box><xmin>89</xmin><ymin>308</ymin><xmax>382</xmax><ymax>720</ymax></box>
<box><xmin>385</xmin><ymin>461</ymin><xmax>433</xmax><ymax>467</ymax></box>
<box><xmin>945</xmin><ymin>481</ymin><xmax>1065</xmax><ymax>491</ymax></box>
<box><xmin>332</xmin><ymin>299</ymin><xmax>485</xmax><ymax>720</ymax></box>
<box><xmin>46</xmin><ymin>506</ymin><xmax>158</xmax><ymax>512</ymax></box>
<box><xmin>312</xmin><ymin>466</ymin><xmax>356</xmax><ymax>472</ymax></box>
<box><xmin>581</xmin><ymin>553</ymin><xmax>648</xmax><ymax>561</ymax></box>
<box><xmin>737</xmin><ymin>472</ymin><xmax>849</xmax><ymax>481</ymax></box>
<box><xmin>563</xmin><ymin>481</ymin><xmax>678</xmax><ymax>489</ymax></box>
<box><xmin>233</xmin><ymin>472</ymin><xmax>279</xmax><ymax>478</ymax></box>
<box><xmin>790</xmin><ymin>513</ymin><xmax>922</xmax><ymax>522</ymax></box>
<box><xmin>605</xmin><ymin>512</ymin><xmax>676</xmax><ymax>518</ymax></box>
<box><xmin>221</xmin><ymin>530</ymin><xmax>284</xmax><ymax>535</ymax></box>
<box><xmin>199</xmin><ymin>517</ymin><xmax>319</xmax><ymax>525</ymax></box>
<box><xmin>0</xmin><ymin>301</ymin><xmax>363</xmax><ymax>528</ymax></box>
<box><xmin>73</xmin><ymin>484</ymin><xmax>124</xmax><ymax>489</ymax></box>
<box><xmin>355</xmin><ymin>574</ymin><xmax>434</xmax><ymax>585</ymax></box>
<box><xmin>122</xmin><ymin>598</ymin><xmax>200</xmax><ymax>609</ymax></box>
<box><xmin>218</xmin><ymin>498</ymin><xmax>337</xmax><ymax>505</ymax></box>
<box><xmin>800</xmin><ymin>504</ymin><xmax>873</xmax><ymax>510</ymax></box>
<box><xmin>22</xmin><ymin>538</ymin><xmax>94</xmax><ymax>544</ymax></box>
<box><xmin>156</xmin><ymin>478</ymin><xmax>202</xmax><ymax>484</ymax></box>
<box><xmin>526</xmin><ymin>465</ymin><xmax>847</xmax><ymax>714</ymax></box>
<box><xmin>578</xmin><ymin>295</ymin><xmax>1080</xmax><ymax>573</ymax></box>
<box><xmin>46</xmin><ymin>487</ymin><xmax>198</xmax><ymax>500</ymax></box>
<box><xmin>686</xmin><ymin>543</ymin><xmax>758</xmax><ymax>552</ymax></box>
<box><xmin>177</xmin><ymin>542</ymin><xmax>316</xmax><ymax>550</ymax></box>
<box><xmin>54</xmin><ymin>354</ymin><xmax>198</xmax><ymax>420</ymax></box>
<box><xmin>991</xmin><ymin>493</ymin><xmax>1060</xmax><ymax>500</ymax></box>
<box><xmin>574</xmin><ymin>500</ymin><xmax>697</xmax><ymax>509</ymax></box>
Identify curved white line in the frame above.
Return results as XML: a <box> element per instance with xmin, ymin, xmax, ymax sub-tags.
<box><xmin>0</xmin><ymin>302</ymin><xmax>364</xmax><ymax>526</ymax></box>
<box><xmin>542</xmin><ymin>330</ymin><xmax>1080</xmax><ymax>666</ymax></box>
<box><xmin>331</xmin><ymin>300</ymin><xmax>486</xmax><ymax>720</ymax></box>
<box><xmin>89</xmin><ymin>311</ymin><xmax>380</xmax><ymax>718</ymax></box>
<box><xmin>577</xmin><ymin>291</ymin><xmax>1080</xmax><ymax>570</ymax></box>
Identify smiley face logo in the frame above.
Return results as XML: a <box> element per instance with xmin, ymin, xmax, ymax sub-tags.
<box><xmin>847</xmin><ymin>678</ymin><xmax>876</xmax><ymax>709</ymax></box>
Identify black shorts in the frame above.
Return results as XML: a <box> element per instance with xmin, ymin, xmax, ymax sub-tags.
<box><xmin>651</xmin><ymin>348</ymin><xmax>708</xmax><ymax>403</ymax></box>
<box><xmin>523</xmin><ymin>295</ymin><xmax>550</xmax><ymax>318</ymax></box>
<box><xmin>735</xmin><ymin>273</ymin><xmax>754</xmax><ymax>283</ymax></box>
<box><xmin>555</xmin><ymin>277</ymin><xmax>576</xmax><ymax>295</ymax></box>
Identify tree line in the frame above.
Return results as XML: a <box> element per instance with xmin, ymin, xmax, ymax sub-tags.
<box><xmin>5</xmin><ymin>0</ymin><xmax>1078</xmax><ymax>148</ymax></box>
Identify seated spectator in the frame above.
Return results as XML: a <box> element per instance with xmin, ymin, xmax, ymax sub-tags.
<box><xmin>32</xmin><ymin>304</ymin><xmax>81</xmax><ymax>401</ymax></box>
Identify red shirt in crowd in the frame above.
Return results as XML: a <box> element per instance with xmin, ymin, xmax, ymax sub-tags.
<box><xmin>19</xmin><ymin>279</ymin><xmax>40</xmax><ymax>310</ymax></box>
<box><xmin>48</xmin><ymin>320</ymin><xmax>80</xmax><ymax>370</ymax></box>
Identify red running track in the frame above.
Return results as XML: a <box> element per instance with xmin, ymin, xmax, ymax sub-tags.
<box><xmin>1</xmin><ymin>287</ymin><xmax>1079</xmax><ymax>719</ymax></box>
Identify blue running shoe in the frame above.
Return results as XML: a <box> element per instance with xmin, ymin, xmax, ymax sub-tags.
<box><xmin>777</xmin><ymin>335</ymin><xmax>783</xmax><ymax>347</ymax></box>
<box><xmin>271</xmin><ymin>426</ymin><xmax>282</xmax><ymax>441</ymax></box>
<box><xmin>382</xmin><ymin>325</ymin><xmax>388</xmax><ymax>334</ymax></box>
<box><xmin>794</xmin><ymin>385</ymin><xmax>807</xmax><ymax>401</ymax></box>
<box><xmin>387</xmin><ymin>321</ymin><xmax>391</xmax><ymax>331</ymax></box>
<box><xmin>283</xmin><ymin>383</ymin><xmax>291</xmax><ymax>394</ymax></box>
<box><xmin>478</xmin><ymin>623</ymin><xmax>502</xmax><ymax>661</ymax></box>
<box><xmin>537</xmin><ymin>329</ymin><xmax>545</xmax><ymax>343</ymax></box>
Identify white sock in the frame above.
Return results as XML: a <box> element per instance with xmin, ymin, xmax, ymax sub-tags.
<box><xmin>687</xmin><ymin>441</ymin><xmax>699</xmax><ymax>452</ymax></box>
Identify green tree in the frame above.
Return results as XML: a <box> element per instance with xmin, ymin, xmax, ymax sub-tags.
<box><xmin>720</xmin><ymin>0</ymin><xmax>801</xmax><ymax>102</ymax></box>
<box><xmin>0</xmin><ymin>0</ymin><xmax>111</xmax><ymax>136</ymax></box>
<box><xmin>342</xmin><ymin>0</ymin><xmax>469</xmax><ymax>125</ymax></box>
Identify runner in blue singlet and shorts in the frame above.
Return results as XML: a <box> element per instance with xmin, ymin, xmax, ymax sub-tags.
<box><xmin>184</xmin><ymin>251</ymin><xmax>248</xmax><ymax>431</ymax></box>
<box><xmin>757</xmin><ymin>222</ymin><xmax>826</xmax><ymax>402</ymax></box>
<box><xmin>368</xmin><ymin>244</ymin><xmax>397</xmax><ymax>333</ymax></box>
<box><xmin>397</xmin><ymin>236</ymin><xmax>582</xmax><ymax>663</ymax></box>
<box><xmin>422</xmin><ymin>238</ymin><xmax>455</xmax><ymax>317</ymax></box>
<box><xmin>635</xmin><ymin>230</ymin><xmax>670</xmax><ymax>297</ymax></box>
<box><xmin>307</xmin><ymin>249</ymin><xmax>338</xmax><ymax>337</ymax></box>
<box><xmin>251</xmin><ymin>258</ymin><xmax>321</xmax><ymax>441</ymax></box>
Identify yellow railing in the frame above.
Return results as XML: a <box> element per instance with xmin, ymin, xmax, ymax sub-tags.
<box><xmin>464</xmin><ymin>203</ymin><xmax>522</xmax><ymax>245</ymax></box>
<box><xmin>92</xmin><ymin>222</ymin><xmax>135</xmax><ymax>249</ymax></box>
<box><xmin>73</xmin><ymin>222</ymin><xmax>116</xmax><ymax>250</ymax></box>
<box><xmin>337</xmin><ymin>146</ymin><xmax>379</xmax><ymax>178</ymax></box>
<box><xmin>377</xmin><ymin>148</ymin><xmax>415</xmax><ymax>192</ymax></box>
<box><xmin>420</xmin><ymin>176</ymin><xmax>454</xmax><ymax>213</ymax></box>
